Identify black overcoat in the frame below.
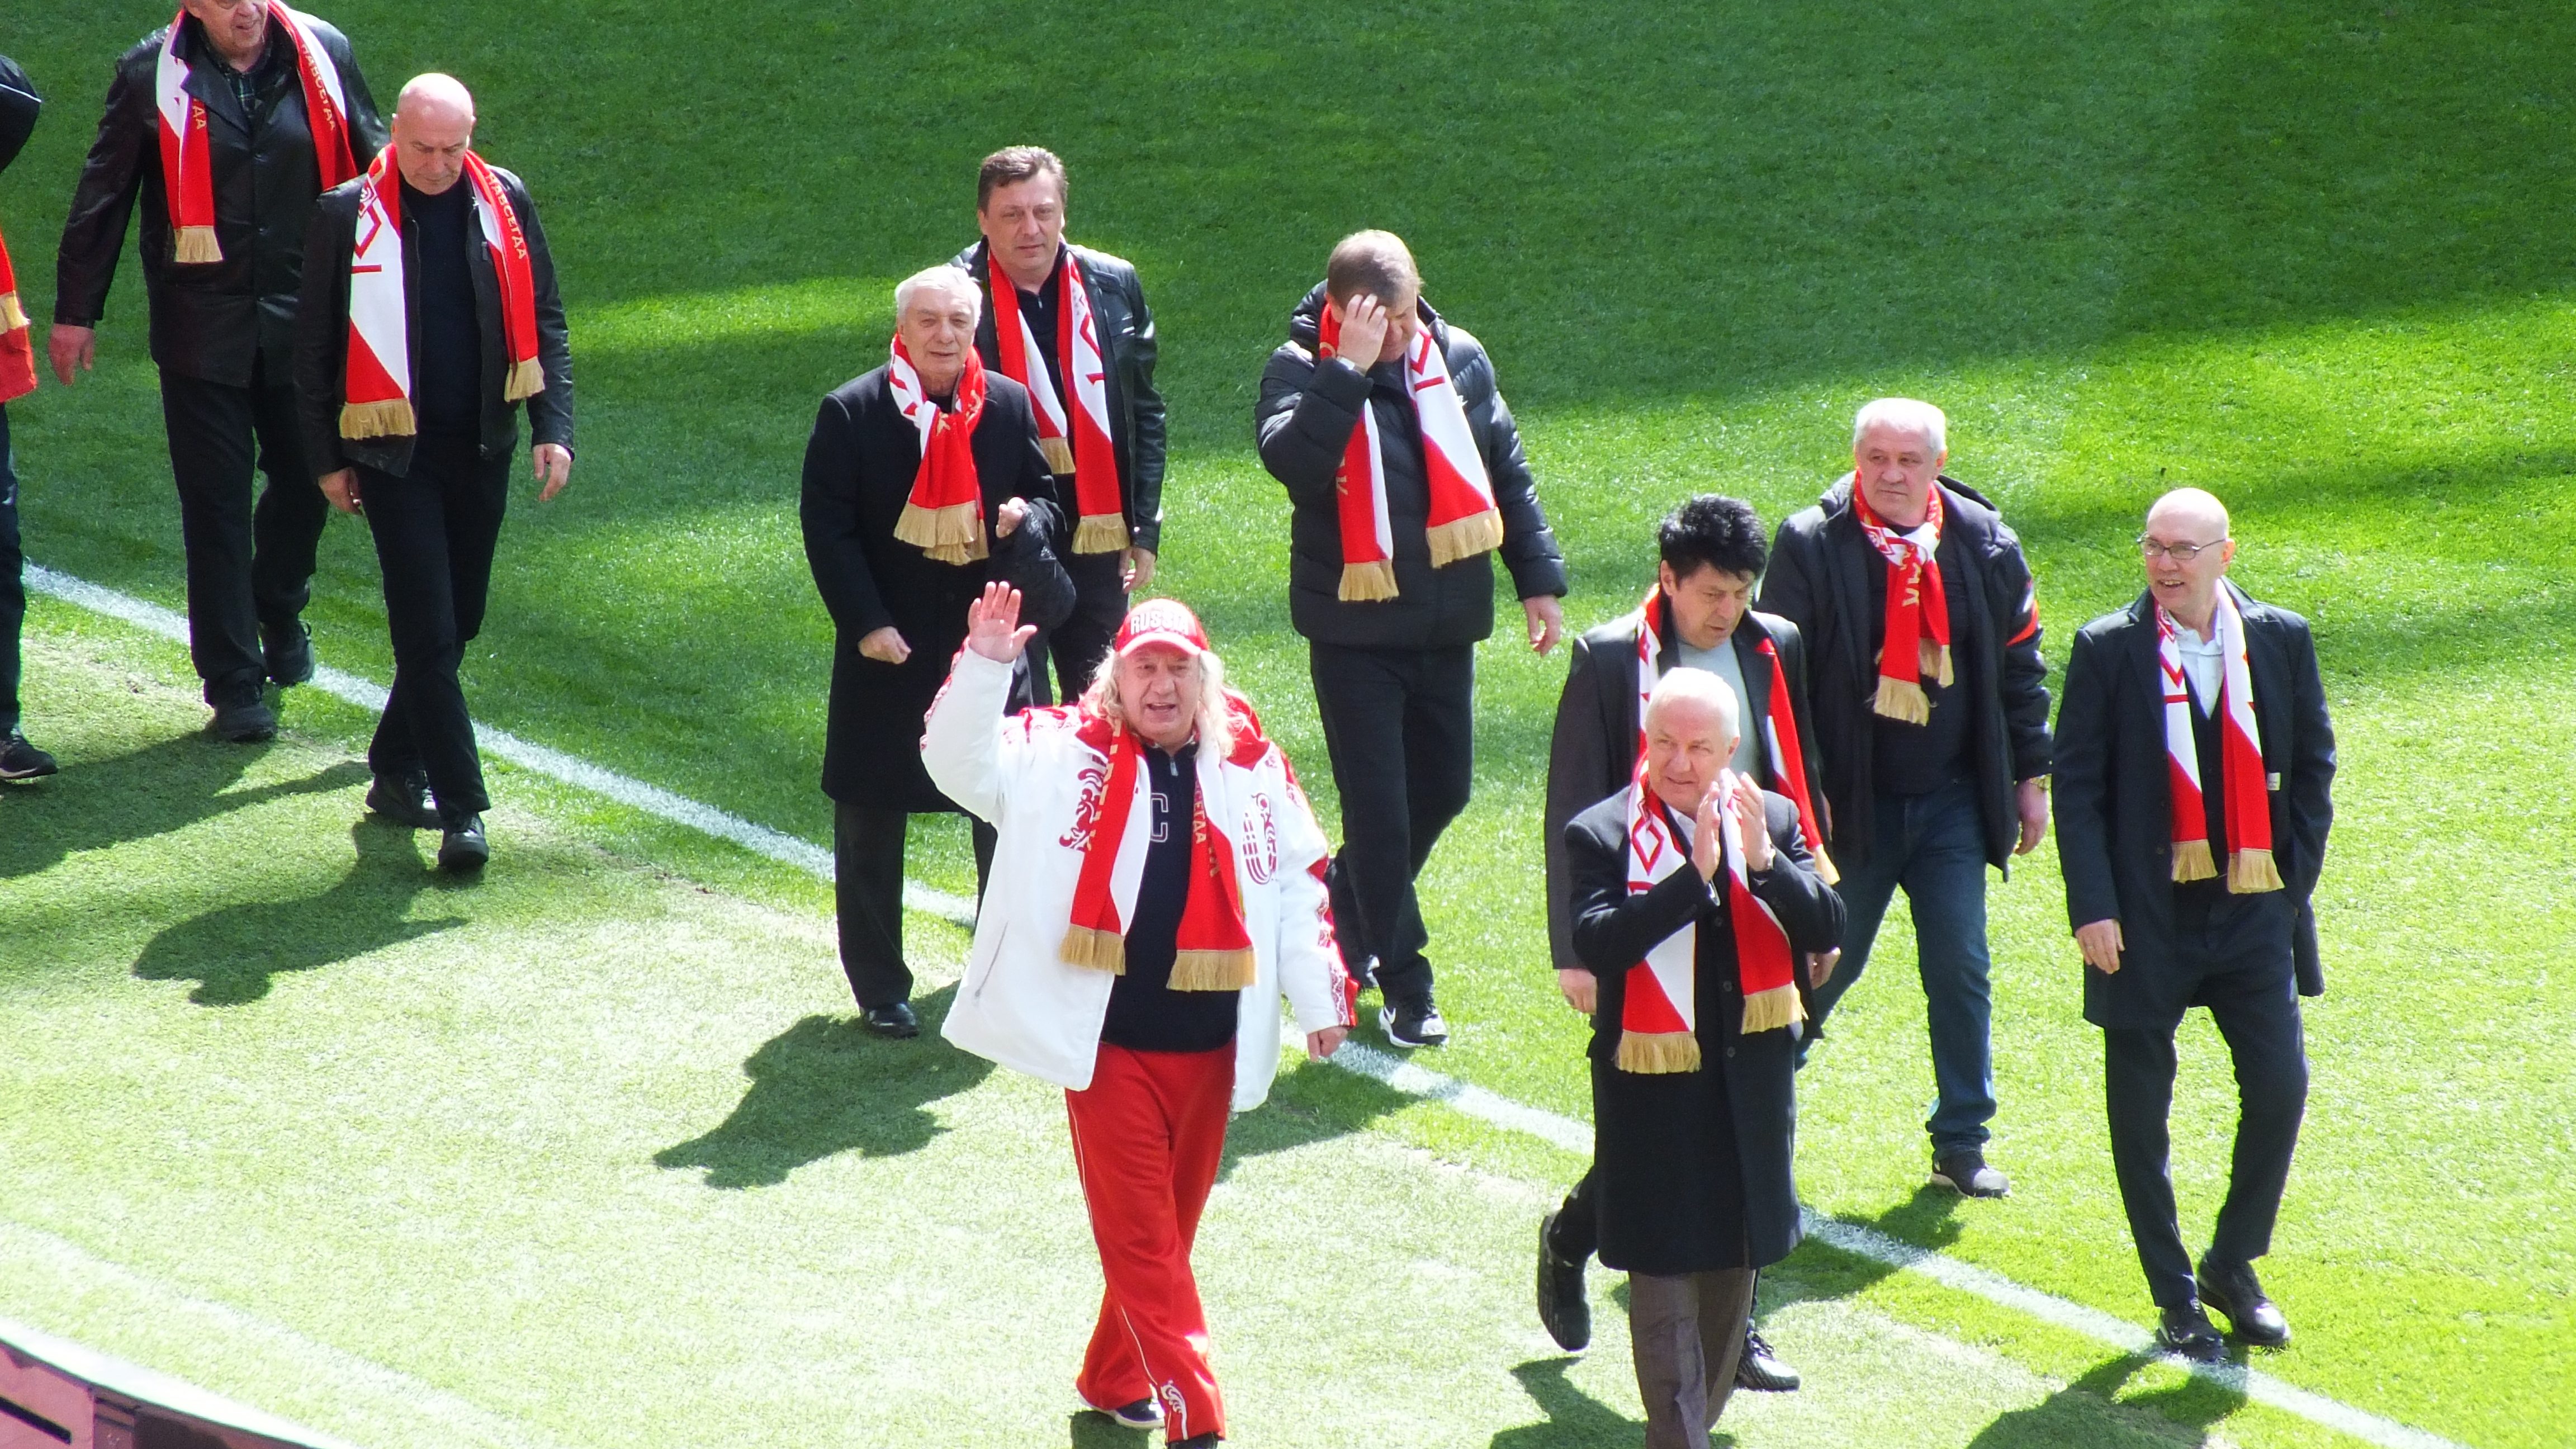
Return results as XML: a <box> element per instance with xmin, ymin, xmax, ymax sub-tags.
<box><xmin>2053</xmin><ymin>583</ymin><xmax>2335</xmax><ymax>1029</ymax></box>
<box><xmin>1566</xmin><ymin>789</ymin><xmax>1844</xmax><ymax>1275</ymax></box>
<box><xmin>800</xmin><ymin>366</ymin><xmax>1060</xmax><ymax>810</ymax></box>
<box><xmin>1758</xmin><ymin>475</ymin><xmax>2052</xmax><ymax>872</ymax></box>
<box><xmin>1542</xmin><ymin>599</ymin><xmax>1822</xmax><ymax>974</ymax></box>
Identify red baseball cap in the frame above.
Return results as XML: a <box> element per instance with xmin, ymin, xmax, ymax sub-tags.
<box><xmin>1113</xmin><ymin>598</ymin><xmax>1211</xmax><ymax>659</ymax></box>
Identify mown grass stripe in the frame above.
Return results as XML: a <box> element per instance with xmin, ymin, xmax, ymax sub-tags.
<box><xmin>26</xmin><ymin>563</ymin><xmax>2476</xmax><ymax>1449</ymax></box>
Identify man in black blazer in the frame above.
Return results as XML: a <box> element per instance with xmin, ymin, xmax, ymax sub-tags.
<box><xmin>1758</xmin><ymin>398</ymin><xmax>2052</xmax><ymax>1198</ymax></box>
<box><xmin>55</xmin><ymin>0</ymin><xmax>386</xmax><ymax>740</ymax></box>
<box><xmin>2054</xmin><ymin>487</ymin><xmax>2334</xmax><ymax>1360</ymax></box>
<box><xmin>1564</xmin><ymin>668</ymin><xmax>1841</xmax><ymax>1447</ymax></box>
<box><xmin>951</xmin><ymin>146</ymin><xmax>1164</xmax><ymax>702</ymax></box>
<box><xmin>295</xmin><ymin>75</ymin><xmax>570</xmax><ymax>872</ymax></box>
<box><xmin>801</xmin><ymin>264</ymin><xmax>1061</xmax><ymax>1039</ymax></box>
<box><xmin>1535</xmin><ymin>495</ymin><xmax>1823</xmax><ymax>1391</ymax></box>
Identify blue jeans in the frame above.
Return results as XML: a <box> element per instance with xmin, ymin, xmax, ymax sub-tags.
<box><xmin>1802</xmin><ymin>778</ymin><xmax>1996</xmax><ymax>1157</ymax></box>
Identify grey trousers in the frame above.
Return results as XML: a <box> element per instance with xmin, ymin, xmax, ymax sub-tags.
<box><xmin>1628</xmin><ymin>1268</ymin><xmax>1755</xmax><ymax>1448</ymax></box>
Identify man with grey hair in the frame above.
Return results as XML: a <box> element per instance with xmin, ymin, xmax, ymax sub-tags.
<box><xmin>798</xmin><ymin>262</ymin><xmax>1061</xmax><ymax>1035</ymax></box>
<box><xmin>2055</xmin><ymin>487</ymin><xmax>2332</xmax><ymax>1358</ymax></box>
<box><xmin>1759</xmin><ymin>397</ymin><xmax>2051</xmax><ymax>1197</ymax></box>
<box><xmin>296</xmin><ymin>72</ymin><xmax>569</xmax><ymax>870</ymax></box>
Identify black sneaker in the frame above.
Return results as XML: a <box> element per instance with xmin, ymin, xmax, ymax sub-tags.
<box><xmin>209</xmin><ymin>695</ymin><xmax>277</xmax><ymax>743</ymax></box>
<box><xmin>1930</xmin><ymin>1149</ymin><xmax>2011</xmax><ymax>1198</ymax></box>
<box><xmin>1380</xmin><ymin>1000</ymin><xmax>1448</xmax><ymax>1048</ymax></box>
<box><xmin>1099</xmin><ymin>1398</ymin><xmax>1161</xmax><ymax>1429</ymax></box>
<box><xmin>437</xmin><ymin>813</ymin><xmax>490</xmax><ymax>872</ymax></box>
<box><xmin>1535</xmin><ymin>1211</ymin><xmax>1590</xmax><ymax>1351</ymax></box>
<box><xmin>366</xmin><ymin>769</ymin><xmax>439</xmax><ymax>830</ymax></box>
<box><xmin>263</xmin><ymin>620</ymin><xmax>315</xmax><ymax>687</ymax></box>
<box><xmin>1736</xmin><ymin>1327</ymin><xmax>1801</xmax><ymax>1391</ymax></box>
<box><xmin>0</xmin><ymin>730</ymin><xmax>58</xmax><ymax>780</ymax></box>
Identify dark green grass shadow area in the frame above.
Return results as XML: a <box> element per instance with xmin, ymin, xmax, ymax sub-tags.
<box><xmin>654</xmin><ymin>986</ymin><xmax>993</xmax><ymax>1188</ymax></box>
<box><xmin>1487</xmin><ymin>1357</ymin><xmax>1634</xmax><ymax>1448</ymax></box>
<box><xmin>1964</xmin><ymin>1355</ymin><xmax>2244</xmax><ymax>1448</ymax></box>
<box><xmin>130</xmin><ymin>818</ymin><xmax>467</xmax><ymax>1007</ymax></box>
<box><xmin>1216</xmin><ymin>1048</ymin><xmax>1415</xmax><ymax>1180</ymax></box>
<box><xmin>0</xmin><ymin>743</ymin><xmax>366</xmax><ymax>882</ymax></box>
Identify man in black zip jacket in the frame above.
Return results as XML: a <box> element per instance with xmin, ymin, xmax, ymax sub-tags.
<box><xmin>1758</xmin><ymin>398</ymin><xmax>2051</xmax><ymax>1196</ymax></box>
<box><xmin>53</xmin><ymin>0</ymin><xmax>385</xmax><ymax>741</ymax></box>
<box><xmin>950</xmin><ymin>145</ymin><xmax>1164</xmax><ymax>703</ymax></box>
<box><xmin>293</xmin><ymin>74</ymin><xmax>571</xmax><ymax>871</ymax></box>
<box><xmin>1256</xmin><ymin>230</ymin><xmax>1566</xmax><ymax>1047</ymax></box>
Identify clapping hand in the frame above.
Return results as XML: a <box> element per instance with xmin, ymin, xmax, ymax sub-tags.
<box><xmin>1730</xmin><ymin>771</ymin><xmax>1774</xmax><ymax>873</ymax></box>
<box><xmin>1691</xmin><ymin>785</ymin><xmax>1726</xmax><ymax>882</ymax></box>
<box><xmin>966</xmin><ymin>580</ymin><xmax>1036</xmax><ymax>662</ymax></box>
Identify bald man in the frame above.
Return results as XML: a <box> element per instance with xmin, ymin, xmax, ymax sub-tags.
<box><xmin>295</xmin><ymin>73</ymin><xmax>572</xmax><ymax>869</ymax></box>
<box><xmin>2053</xmin><ymin>488</ymin><xmax>2334</xmax><ymax>1359</ymax></box>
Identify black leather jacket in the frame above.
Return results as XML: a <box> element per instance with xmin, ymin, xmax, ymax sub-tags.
<box><xmin>950</xmin><ymin>240</ymin><xmax>1168</xmax><ymax>553</ymax></box>
<box><xmin>54</xmin><ymin>13</ymin><xmax>385</xmax><ymax>386</ymax></box>
<box><xmin>294</xmin><ymin>166</ymin><xmax>574</xmax><ymax>479</ymax></box>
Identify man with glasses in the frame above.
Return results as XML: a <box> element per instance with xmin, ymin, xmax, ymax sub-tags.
<box><xmin>2053</xmin><ymin>487</ymin><xmax>2334</xmax><ymax>1359</ymax></box>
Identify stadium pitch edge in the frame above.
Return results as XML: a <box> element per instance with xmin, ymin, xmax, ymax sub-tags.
<box><xmin>23</xmin><ymin>562</ymin><xmax>2475</xmax><ymax>1449</ymax></box>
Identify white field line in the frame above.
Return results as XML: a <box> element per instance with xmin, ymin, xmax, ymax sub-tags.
<box><xmin>25</xmin><ymin>565</ymin><xmax>2474</xmax><ymax>1449</ymax></box>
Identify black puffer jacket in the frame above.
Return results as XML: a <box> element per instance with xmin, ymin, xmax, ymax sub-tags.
<box><xmin>0</xmin><ymin>58</ymin><xmax>37</xmax><ymax>176</ymax></box>
<box><xmin>1255</xmin><ymin>284</ymin><xmax>1566</xmax><ymax>650</ymax></box>
<box><xmin>54</xmin><ymin>13</ymin><xmax>386</xmax><ymax>385</ymax></box>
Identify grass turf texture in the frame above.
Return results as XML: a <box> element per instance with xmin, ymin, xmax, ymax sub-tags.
<box><xmin>2</xmin><ymin>0</ymin><xmax>2571</xmax><ymax>1443</ymax></box>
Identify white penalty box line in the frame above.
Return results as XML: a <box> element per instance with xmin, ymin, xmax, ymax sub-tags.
<box><xmin>24</xmin><ymin>564</ymin><xmax>2473</xmax><ymax>1449</ymax></box>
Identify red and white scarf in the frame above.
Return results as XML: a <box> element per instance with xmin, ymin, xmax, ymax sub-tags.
<box><xmin>1632</xmin><ymin>589</ymin><xmax>1836</xmax><ymax>883</ymax></box>
<box><xmin>1059</xmin><ymin>700</ymin><xmax>1261</xmax><ymax>991</ymax></box>
<box><xmin>1614</xmin><ymin>759</ymin><xmax>1803</xmax><ymax>1073</ymax></box>
<box><xmin>1852</xmin><ymin>474</ymin><xmax>1953</xmax><ymax>724</ymax></box>
<box><xmin>887</xmin><ymin>335</ymin><xmax>991</xmax><ymax>566</ymax></box>
<box><xmin>0</xmin><ymin>222</ymin><xmax>34</xmax><ymax>404</ymax></box>
<box><xmin>986</xmin><ymin>248</ymin><xmax>1124</xmax><ymax>555</ymax></box>
<box><xmin>1316</xmin><ymin>301</ymin><xmax>1502</xmax><ymax>602</ymax></box>
<box><xmin>155</xmin><ymin>3</ymin><xmax>358</xmax><ymax>265</ymax></box>
<box><xmin>340</xmin><ymin>148</ymin><xmax>544</xmax><ymax>441</ymax></box>
<box><xmin>2157</xmin><ymin>590</ymin><xmax>2281</xmax><ymax>892</ymax></box>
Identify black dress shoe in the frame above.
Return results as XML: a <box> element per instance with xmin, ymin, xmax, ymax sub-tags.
<box><xmin>861</xmin><ymin>1002</ymin><xmax>920</xmax><ymax>1039</ymax></box>
<box><xmin>437</xmin><ymin>813</ymin><xmax>490</xmax><ymax>872</ymax></box>
<box><xmin>2156</xmin><ymin>1300</ymin><xmax>2225</xmax><ymax>1362</ymax></box>
<box><xmin>2198</xmin><ymin>1256</ymin><xmax>2290</xmax><ymax>1347</ymax></box>
<box><xmin>1535</xmin><ymin>1211</ymin><xmax>1590</xmax><ymax>1351</ymax></box>
<box><xmin>209</xmin><ymin>696</ymin><xmax>277</xmax><ymax>743</ymax></box>
<box><xmin>1930</xmin><ymin>1149</ymin><xmax>2011</xmax><ymax>1198</ymax></box>
<box><xmin>366</xmin><ymin>770</ymin><xmax>439</xmax><ymax>830</ymax></box>
<box><xmin>263</xmin><ymin>620</ymin><xmax>315</xmax><ymax>687</ymax></box>
<box><xmin>1736</xmin><ymin>1326</ymin><xmax>1801</xmax><ymax>1391</ymax></box>
<box><xmin>0</xmin><ymin>731</ymin><xmax>58</xmax><ymax>781</ymax></box>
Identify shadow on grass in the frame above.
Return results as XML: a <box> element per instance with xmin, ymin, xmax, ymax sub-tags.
<box><xmin>1487</xmin><ymin>1357</ymin><xmax>1633</xmax><ymax>1448</ymax></box>
<box><xmin>654</xmin><ymin>986</ymin><xmax>993</xmax><ymax>1188</ymax></box>
<box><xmin>1964</xmin><ymin>1354</ymin><xmax>2244</xmax><ymax>1448</ymax></box>
<box><xmin>0</xmin><ymin>740</ymin><xmax>366</xmax><ymax>881</ymax></box>
<box><xmin>1216</xmin><ymin>1049</ymin><xmax>1416</xmax><ymax>1181</ymax></box>
<box><xmin>129</xmin><ymin>819</ymin><xmax>467</xmax><ymax>1006</ymax></box>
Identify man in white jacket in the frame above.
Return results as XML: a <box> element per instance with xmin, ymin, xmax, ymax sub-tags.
<box><xmin>925</xmin><ymin>581</ymin><xmax>1356</xmax><ymax>1447</ymax></box>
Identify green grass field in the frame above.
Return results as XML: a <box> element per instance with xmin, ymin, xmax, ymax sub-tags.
<box><xmin>4</xmin><ymin>1</ymin><xmax>2572</xmax><ymax>1445</ymax></box>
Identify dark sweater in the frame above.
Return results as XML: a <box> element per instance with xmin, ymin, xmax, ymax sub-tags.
<box><xmin>402</xmin><ymin>178</ymin><xmax>480</xmax><ymax>437</ymax></box>
<box><xmin>1864</xmin><ymin>540</ymin><xmax>1974</xmax><ymax>794</ymax></box>
<box><xmin>1100</xmin><ymin>743</ymin><xmax>1240</xmax><ymax>1053</ymax></box>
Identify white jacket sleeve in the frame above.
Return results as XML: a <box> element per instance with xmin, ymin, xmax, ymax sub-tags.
<box><xmin>1270</xmin><ymin>759</ymin><xmax>1357</xmax><ymax>1033</ymax></box>
<box><xmin>920</xmin><ymin>648</ymin><xmax>1021</xmax><ymax>824</ymax></box>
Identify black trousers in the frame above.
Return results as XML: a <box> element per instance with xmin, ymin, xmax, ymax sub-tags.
<box><xmin>1308</xmin><ymin>641</ymin><xmax>1475</xmax><ymax>1005</ymax></box>
<box><xmin>0</xmin><ymin>402</ymin><xmax>21</xmax><ymax>733</ymax></box>
<box><xmin>159</xmin><ymin>362</ymin><xmax>328</xmax><ymax>704</ymax></box>
<box><xmin>358</xmin><ymin>434</ymin><xmax>509</xmax><ymax>820</ymax></box>
<box><xmin>1044</xmin><ymin>548</ymin><xmax>1129</xmax><ymax>704</ymax></box>
<box><xmin>2104</xmin><ymin>891</ymin><xmax>2309</xmax><ymax>1308</ymax></box>
<box><xmin>833</xmin><ymin>802</ymin><xmax>996</xmax><ymax>1008</ymax></box>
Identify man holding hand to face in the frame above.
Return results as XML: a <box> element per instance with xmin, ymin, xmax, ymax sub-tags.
<box><xmin>295</xmin><ymin>73</ymin><xmax>571</xmax><ymax>870</ymax></box>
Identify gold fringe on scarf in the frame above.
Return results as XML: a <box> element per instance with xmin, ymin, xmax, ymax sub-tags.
<box><xmin>173</xmin><ymin>226</ymin><xmax>221</xmax><ymax>265</ymax></box>
<box><xmin>1740</xmin><ymin>983</ymin><xmax>1806</xmax><ymax>1036</ymax></box>
<box><xmin>1073</xmin><ymin>513</ymin><xmax>1131</xmax><ymax>555</ymax></box>
<box><xmin>894</xmin><ymin>499</ymin><xmax>988</xmax><ymax>566</ymax></box>
<box><xmin>1040</xmin><ymin>435</ymin><xmax>1074</xmax><ymax>475</ymax></box>
<box><xmin>1338</xmin><ymin>558</ymin><xmax>1399</xmax><ymax>602</ymax></box>
<box><xmin>1615</xmin><ymin>1029</ymin><xmax>1701</xmax><ymax>1074</ymax></box>
<box><xmin>504</xmin><ymin>357</ymin><xmax>545</xmax><ymax>403</ymax></box>
<box><xmin>1810</xmin><ymin>841</ymin><xmax>1840</xmax><ymax>887</ymax></box>
<box><xmin>2228</xmin><ymin>846</ymin><xmax>2283</xmax><ymax>894</ymax></box>
<box><xmin>2171</xmin><ymin>837</ymin><xmax>2217</xmax><ymax>883</ymax></box>
<box><xmin>1426</xmin><ymin>508</ymin><xmax>1504</xmax><ymax>569</ymax></box>
<box><xmin>1059</xmin><ymin>924</ymin><xmax>1126</xmax><ymax>974</ymax></box>
<box><xmin>339</xmin><ymin>397</ymin><xmax>416</xmax><ymax>441</ymax></box>
<box><xmin>1874</xmin><ymin>675</ymin><xmax>1929</xmax><ymax>724</ymax></box>
<box><xmin>1169</xmin><ymin>946</ymin><xmax>1257</xmax><ymax>992</ymax></box>
<box><xmin>1922</xmin><ymin>639</ymin><xmax>1955</xmax><ymax>688</ymax></box>
<box><xmin>0</xmin><ymin>292</ymin><xmax>26</xmax><ymax>332</ymax></box>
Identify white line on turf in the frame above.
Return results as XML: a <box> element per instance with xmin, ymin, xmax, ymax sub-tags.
<box><xmin>26</xmin><ymin>564</ymin><xmax>2474</xmax><ymax>1449</ymax></box>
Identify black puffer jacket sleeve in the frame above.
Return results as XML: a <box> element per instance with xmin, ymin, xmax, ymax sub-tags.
<box><xmin>0</xmin><ymin>58</ymin><xmax>38</xmax><ymax>176</ymax></box>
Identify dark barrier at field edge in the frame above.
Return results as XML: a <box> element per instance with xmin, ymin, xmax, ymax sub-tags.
<box><xmin>0</xmin><ymin>1320</ymin><xmax>344</xmax><ymax>1449</ymax></box>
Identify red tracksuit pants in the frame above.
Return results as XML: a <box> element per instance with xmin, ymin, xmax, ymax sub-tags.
<box><xmin>1066</xmin><ymin>1043</ymin><xmax>1234</xmax><ymax>1443</ymax></box>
